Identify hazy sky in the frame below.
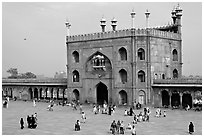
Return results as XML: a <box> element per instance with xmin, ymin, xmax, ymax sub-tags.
<box><xmin>2</xmin><ymin>2</ymin><xmax>202</xmax><ymax>78</ymax></box>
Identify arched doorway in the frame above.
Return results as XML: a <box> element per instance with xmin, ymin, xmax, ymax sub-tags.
<box><xmin>182</xmin><ymin>93</ymin><xmax>192</xmax><ymax>108</ymax></box>
<box><xmin>162</xmin><ymin>90</ymin><xmax>169</xmax><ymax>107</ymax></box>
<box><xmin>139</xmin><ymin>90</ymin><xmax>146</xmax><ymax>105</ymax></box>
<box><xmin>34</xmin><ymin>88</ymin><xmax>38</xmax><ymax>99</ymax></box>
<box><xmin>119</xmin><ymin>90</ymin><xmax>127</xmax><ymax>105</ymax></box>
<box><xmin>73</xmin><ymin>89</ymin><xmax>80</xmax><ymax>101</ymax></box>
<box><xmin>96</xmin><ymin>82</ymin><xmax>108</xmax><ymax>105</ymax></box>
<box><xmin>171</xmin><ymin>91</ymin><xmax>180</xmax><ymax>107</ymax></box>
<box><xmin>28</xmin><ymin>88</ymin><xmax>33</xmax><ymax>100</ymax></box>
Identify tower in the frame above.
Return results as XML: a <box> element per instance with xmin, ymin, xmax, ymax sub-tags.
<box><xmin>175</xmin><ymin>4</ymin><xmax>183</xmax><ymax>34</ymax></box>
<box><xmin>130</xmin><ymin>9</ymin><xmax>136</xmax><ymax>29</ymax></box>
<box><xmin>145</xmin><ymin>9</ymin><xmax>150</xmax><ymax>29</ymax></box>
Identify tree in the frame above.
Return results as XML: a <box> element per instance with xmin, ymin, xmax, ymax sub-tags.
<box><xmin>6</xmin><ymin>68</ymin><xmax>36</xmax><ymax>79</ymax></box>
<box><xmin>7</xmin><ymin>68</ymin><xmax>18</xmax><ymax>78</ymax></box>
<box><xmin>23</xmin><ymin>72</ymin><xmax>36</xmax><ymax>78</ymax></box>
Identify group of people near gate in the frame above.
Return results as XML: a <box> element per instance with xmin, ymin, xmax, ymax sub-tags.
<box><xmin>124</xmin><ymin>107</ymin><xmax>151</xmax><ymax>123</ymax></box>
<box><xmin>19</xmin><ymin>113</ymin><xmax>38</xmax><ymax>129</ymax></box>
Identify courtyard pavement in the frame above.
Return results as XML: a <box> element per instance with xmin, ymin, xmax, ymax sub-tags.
<box><xmin>2</xmin><ymin>100</ymin><xmax>202</xmax><ymax>135</ymax></box>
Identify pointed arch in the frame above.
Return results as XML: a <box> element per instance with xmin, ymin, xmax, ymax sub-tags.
<box><xmin>138</xmin><ymin>70</ymin><xmax>145</xmax><ymax>82</ymax></box>
<box><xmin>138</xmin><ymin>48</ymin><xmax>145</xmax><ymax>60</ymax></box>
<box><xmin>172</xmin><ymin>49</ymin><xmax>178</xmax><ymax>61</ymax></box>
<box><xmin>119</xmin><ymin>69</ymin><xmax>127</xmax><ymax>83</ymax></box>
<box><xmin>119</xmin><ymin>47</ymin><xmax>127</xmax><ymax>61</ymax></box>
<box><xmin>173</xmin><ymin>69</ymin><xmax>178</xmax><ymax>79</ymax></box>
<box><xmin>119</xmin><ymin>90</ymin><xmax>128</xmax><ymax>105</ymax></box>
<box><xmin>73</xmin><ymin>70</ymin><xmax>79</xmax><ymax>82</ymax></box>
<box><xmin>72</xmin><ymin>51</ymin><xmax>79</xmax><ymax>63</ymax></box>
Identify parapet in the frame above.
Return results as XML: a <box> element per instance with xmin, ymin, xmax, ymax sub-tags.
<box><xmin>67</xmin><ymin>28</ymin><xmax>181</xmax><ymax>43</ymax></box>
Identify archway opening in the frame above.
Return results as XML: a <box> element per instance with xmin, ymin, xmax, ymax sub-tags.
<box><xmin>73</xmin><ymin>89</ymin><xmax>80</xmax><ymax>101</ymax></box>
<box><xmin>162</xmin><ymin>90</ymin><xmax>169</xmax><ymax>107</ymax></box>
<box><xmin>139</xmin><ymin>90</ymin><xmax>146</xmax><ymax>105</ymax></box>
<box><xmin>119</xmin><ymin>90</ymin><xmax>127</xmax><ymax>105</ymax></box>
<box><xmin>34</xmin><ymin>88</ymin><xmax>38</xmax><ymax>99</ymax></box>
<box><xmin>171</xmin><ymin>92</ymin><xmax>180</xmax><ymax>107</ymax></box>
<box><xmin>28</xmin><ymin>88</ymin><xmax>33</xmax><ymax>100</ymax></box>
<box><xmin>96</xmin><ymin>82</ymin><xmax>108</xmax><ymax>105</ymax></box>
<box><xmin>182</xmin><ymin>93</ymin><xmax>192</xmax><ymax>108</ymax></box>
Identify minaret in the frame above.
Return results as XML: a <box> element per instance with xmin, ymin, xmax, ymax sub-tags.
<box><xmin>65</xmin><ymin>19</ymin><xmax>71</xmax><ymax>102</ymax></box>
<box><xmin>111</xmin><ymin>17</ymin><xmax>117</xmax><ymax>31</ymax></box>
<box><xmin>65</xmin><ymin>19</ymin><xmax>71</xmax><ymax>36</ymax></box>
<box><xmin>171</xmin><ymin>6</ymin><xmax>177</xmax><ymax>24</ymax></box>
<box><xmin>145</xmin><ymin>9</ymin><xmax>150</xmax><ymax>29</ymax></box>
<box><xmin>100</xmin><ymin>17</ymin><xmax>106</xmax><ymax>32</ymax></box>
<box><xmin>175</xmin><ymin>3</ymin><xmax>183</xmax><ymax>34</ymax></box>
<box><xmin>130</xmin><ymin>9</ymin><xmax>136</xmax><ymax>29</ymax></box>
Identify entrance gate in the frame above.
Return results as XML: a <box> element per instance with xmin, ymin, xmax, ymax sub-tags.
<box><xmin>96</xmin><ymin>82</ymin><xmax>108</xmax><ymax>105</ymax></box>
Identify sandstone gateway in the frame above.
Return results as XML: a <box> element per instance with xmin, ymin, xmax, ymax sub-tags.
<box><xmin>2</xmin><ymin>4</ymin><xmax>202</xmax><ymax>108</ymax></box>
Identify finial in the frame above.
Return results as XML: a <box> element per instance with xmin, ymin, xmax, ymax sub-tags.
<box><xmin>100</xmin><ymin>16</ymin><xmax>106</xmax><ymax>32</ymax></box>
<box><xmin>145</xmin><ymin>9</ymin><xmax>150</xmax><ymax>18</ymax></box>
<box><xmin>65</xmin><ymin>18</ymin><xmax>71</xmax><ymax>36</ymax></box>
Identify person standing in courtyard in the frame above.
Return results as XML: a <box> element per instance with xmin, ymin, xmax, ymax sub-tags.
<box><xmin>189</xmin><ymin>122</ymin><xmax>194</xmax><ymax>134</ymax></box>
<box><xmin>81</xmin><ymin>111</ymin><xmax>86</xmax><ymax>123</ymax></box>
<box><xmin>33</xmin><ymin>99</ymin><xmax>36</xmax><ymax>107</ymax></box>
<box><xmin>19</xmin><ymin>118</ymin><xmax>24</xmax><ymax>129</ymax></box>
<box><xmin>131</xmin><ymin>125</ymin><xmax>136</xmax><ymax>135</ymax></box>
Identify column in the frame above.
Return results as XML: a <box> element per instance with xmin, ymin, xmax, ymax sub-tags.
<box><xmin>57</xmin><ymin>88</ymin><xmax>59</xmax><ymax>100</ymax></box>
<box><xmin>179</xmin><ymin>92</ymin><xmax>183</xmax><ymax>108</ymax></box>
<box><xmin>169</xmin><ymin>92</ymin><xmax>172</xmax><ymax>108</ymax></box>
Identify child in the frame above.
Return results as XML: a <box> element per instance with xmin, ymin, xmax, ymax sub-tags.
<box><xmin>20</xmin><ymin>118</ymin><xmax>24</xmax><ymax>129</ymax></box>
<box><xmin>120</xmin><ymin>121</ymin><xmax>125</xmax><ymax>134</ymax></box>
<box><xmin>75</xmin><ymin>120</ymin><xmax>80</xmax><ymax>131</ymax></box>
<box><xmin>124</xmin><ymin>110</ymin><xmax>128</xmax><ymax>116</ymax></box>
<box><xmin>163</xmin><ymin>110</ymin><xmax>166</xmax><ymax>117</ymax></box>
<box><xmin>131</xmin><ymin>125</ymin><xmax>136</xmax><ymax>135</ymax></box>
<box><xmin>189</xmin><ymin>122</ymin><xmax>194</xmax><ymax>134</ymax></box>
<box><xmin>126</xmin><ymin>123</ymin><xmax>132</xmax><ymax>130</ymax></box>
<box><xmin>81</xmin><ymin>111</ymin><xmax>86</xmax><ymax>123</ymax></box>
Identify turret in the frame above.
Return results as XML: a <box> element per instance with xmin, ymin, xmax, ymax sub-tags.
<box><xmin>171</xmin><ymin>6</ymin><xmax>177</xmax><ymax>24</ymax></box>
<box><xmin>111</xmin><ymin>17</ymin><xmax>117</xmax><ymax>31</ymax></box>
<box><xmin>100</xmin><ymin>17</ymin><xmax>106</xmax><ymax>32</ymax></box>
<box><xmin>145</xmin><ymin>9</ymin><xmax>150</xmax><ymax>29</ymax></box>
<box><xmin>130</xmin><ymin>9</ymin><xmax>136</xmax><ymax>29</ymax></box>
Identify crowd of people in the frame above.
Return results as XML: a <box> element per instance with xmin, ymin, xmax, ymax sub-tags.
<box><xmin>19</xmin><ymin>112</ymin><xmax>38</xmax><ymax>129</ymax></box>
<box><xmin>2</xmin><ymin>97</ymin><xmax>197</xmax><ymax>134</ymax></box>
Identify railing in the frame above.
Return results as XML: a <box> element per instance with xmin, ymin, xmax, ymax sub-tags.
<box><xmin>153</xmin><ymin>78</ymin><xmax>202</xmax><ymax>84</ymax></box>
<box><xmin>67</xmin><ymin>28</ymin><xmax>181</xmax><ymax>42</ymax></box>
<box><xmin>2</xmin><ymin>78</ymin><xmax>67</xmax><ymax>84</ymax></box>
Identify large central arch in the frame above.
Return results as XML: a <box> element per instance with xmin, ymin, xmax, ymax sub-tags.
<box><xmin>96</xmin><ymin>82</ymin><xmax>108</xmax><ymax>105</ymax></box>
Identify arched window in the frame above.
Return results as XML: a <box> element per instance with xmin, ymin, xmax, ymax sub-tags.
<box><xmin>119</xmin><ymin>90</ymin><xmax>128</xmax><ymax>105</ymax></box>
<box><xmin>138</xmin><ymin>70</ymin><xmax>145</xmax><ymax>82</ymax></box>
<box><xmin>173</xmin><ymin>69</ymin><xmax>178</xmax><ymax>79</ymax></box>
<box><xmin>138</xmin><ymin>48</ymin><xmax>145</xmax><ymax>60</ymax></box>
<box><xmin>72</xmin><ymin>51</ymin><xmax>79</xmax><ymax>63</ymax></box>
<box><xmin>73</xmin><ymin>70</ymin><xmax>79</xmax><ymax>82</ymax></box>
<box><xmin>172</xmin><ymin>49</ymin><xmax>178</xmax><ymax>61</ymax></box>
<box><xmin>119</xmin><ymin>47</ymin><xmax>127</xmax><ymax>61</ymax></box>
<box><xmin>119</xmin><ymin>69</ymin><xmax>127</xmax><ymax>84</ymax></box>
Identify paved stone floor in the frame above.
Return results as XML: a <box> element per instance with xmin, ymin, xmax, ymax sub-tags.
<box><xmin>2</xmin><ymin>100</ymin><xmax>202</xmax><ymax>135</ymax></box>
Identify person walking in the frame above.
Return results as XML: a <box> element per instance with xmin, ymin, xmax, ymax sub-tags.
<box><xmin>189</xmin><ymin>122</ymin><xmax>194</xmax><ymax>134</ymax></box>
<box><xmin>131</xmin><ymin>125</ymin><xmax>136</xmax><ymax>135</ymax></box>
<box><xmin>20</xmin><ymin>118</ymin><xmax>24</xmax><ymax>129</ymax></box>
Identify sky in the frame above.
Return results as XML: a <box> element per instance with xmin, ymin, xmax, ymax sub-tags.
<box><xmin>2</xmin><ymin>2</ymin><xmax>202</xmax><ymax>78</ymax></box>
